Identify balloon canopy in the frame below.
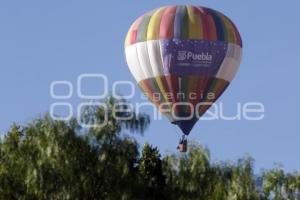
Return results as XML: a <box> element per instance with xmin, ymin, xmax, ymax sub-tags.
<box><xmin>124</xmin><ymin>5</ymin><xmax>242</xmax><ymax>135</ymax></box>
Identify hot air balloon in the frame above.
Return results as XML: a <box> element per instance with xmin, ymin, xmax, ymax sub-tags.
<box><xmin>124</xmin><ymin>5</ymin><xmax>242</xmax><ymax>152</ymax></box>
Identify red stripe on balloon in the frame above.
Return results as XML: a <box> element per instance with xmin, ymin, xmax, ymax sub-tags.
<box><xmin>202</xmin><ymin>8</ymin><xmax>218</xmax><ymax>41</ymax></box>
<box><xmin>138</xmin><ymin>80</ymin><xmax>161</xmax><ymax>108</ymax></box>
<box><xmin>129</xmin><ymin>16</ymin><xmax>144</xmax><ymax>45</ymax></box>
<box><xmin>159</xmin><ymin>6</ymin><xmax>177</xmax><ymax>39</ymax></box>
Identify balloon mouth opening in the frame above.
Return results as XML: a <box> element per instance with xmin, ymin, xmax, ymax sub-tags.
<box><xmin>173</xmin><ymin>117</ymin><xmax>198</xmax><ymax>135</ymax></box>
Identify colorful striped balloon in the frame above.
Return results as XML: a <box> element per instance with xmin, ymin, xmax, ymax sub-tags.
<box><xmin>125</xmin><ymin>5</ymin><xmax>242</xmax><ymax>135</ymax></box>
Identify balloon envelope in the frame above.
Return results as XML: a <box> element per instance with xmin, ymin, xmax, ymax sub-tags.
<box><xmin>125</xmin><ymin>5</ymin><xmax>242</xmax><ymax>135</ymax></box>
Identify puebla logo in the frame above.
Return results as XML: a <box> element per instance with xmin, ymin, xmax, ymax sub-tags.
<box><xmin>177</xmin><ymin>51</ymin><xmax>213</xmax><ymax>62</ymax></box>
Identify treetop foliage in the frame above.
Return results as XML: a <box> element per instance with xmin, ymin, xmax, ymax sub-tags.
<box><xmin>0</xmin><ymin>97</ymin><xmax>299</xmax><ymax>200</ymax></box>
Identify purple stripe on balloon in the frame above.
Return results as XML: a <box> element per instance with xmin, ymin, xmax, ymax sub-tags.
<box><xmin>174</xmin><ymin>6</ymin><xmax>187</xmax><ymax>39</ymax></box>
<box><xmin>160</xmin><ymin>39</ymin><xmax>228</xmax><ymax>76</ymax></box>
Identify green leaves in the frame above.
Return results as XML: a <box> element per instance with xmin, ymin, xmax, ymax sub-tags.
<box><xmin>263</xmin><ymin>167</ymin><xmax>300</xmax><ymax>200</ymax></box>
<box><xmin>137</xmin><ymin>143</ymin><xmax>166</xmax><ymax>199</ymax></box>
<box><xmin>0</xmin><ymin>96</ymin><xmax>299</xmax><ymax>199</ymax></box>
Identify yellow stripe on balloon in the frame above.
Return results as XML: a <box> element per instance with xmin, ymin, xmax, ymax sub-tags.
<box><xmin>147</xmin><ymin>7</ymin><xmax>166</xmax><ymax>40</ymax></box>
<box><xmin>187</xmin><ymin>6</ymin><xmax>203</xmax><ymax>39</ymax></box>
<box><xmin>154</xmin><ymin>76</ymin><xmax>174</xmax><ymax>115</ymax></box>
<box><xmin>147</xmin><ymin>7</ymin><xmax>174</xmax><ymax>112</ymax></box>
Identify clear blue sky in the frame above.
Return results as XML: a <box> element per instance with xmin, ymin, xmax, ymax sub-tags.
<box><xmin>0</xmin><ymin>0</ymin><xmax>299</xmax><ymax>172</ymax></box>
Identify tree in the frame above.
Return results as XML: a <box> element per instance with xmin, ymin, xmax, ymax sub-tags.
<box><xmin>138</xmin><ymin>143</ymin><xmax>166</xmax><ymax>199</ymax></box>
<box><xmin>163</xmin><ymin>145</ymin><xmax>214</xmax><ymax>200</ymax></box>
<box><xmin>0</xmin><ymin>97</ymin><xmax>150</xmax><ymax>200</ymax></box>
<box><xmin>1</xmin><ymin>96</ymin><xmax>300</xmax><ymax>199</ymax></box>
<box><xmin>227</xmin><ymin>157</ymin><xmax>260</xmax><ymax>200</ymax></box>
<box><xmin>263</xmin><ymin>167</ymin><xmax>284</xmax><ymax>200</ymax></box>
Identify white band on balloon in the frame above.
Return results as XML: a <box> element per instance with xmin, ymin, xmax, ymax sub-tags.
<box><xmin>125</xmin><ymin>40</ymin><xmax>242</xmax><ymax>83</ymax></box>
